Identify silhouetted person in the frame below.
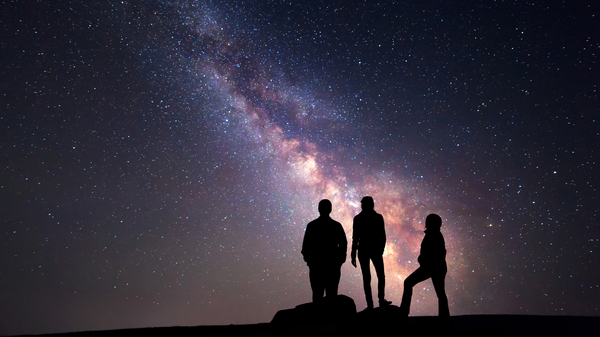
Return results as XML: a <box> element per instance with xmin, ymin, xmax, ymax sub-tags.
<box><xmin>302</xmin><ymin>199</ymin><xmax>348</xmax><ymax>302</ymax></box>
<box><xmin>399</xmin><ymin>213</ymin><xmax>449</xmax><ymax>317</ymax></box>
<box><xmin>351</xmin><ymin>196</ymin><xmax>391</xmax><ymax>309</ymax></box>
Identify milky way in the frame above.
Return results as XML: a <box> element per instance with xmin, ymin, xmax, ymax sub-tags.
<box><xmin>1</xmin><ymin>1</ymin><xmax>599</xmax><ymax>335</ymax></box>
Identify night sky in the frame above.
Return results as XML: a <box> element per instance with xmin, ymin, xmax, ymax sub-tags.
<box><xmin>1</xmin><ymin>0</ymin><xmax>599</xmax><ymax>335</ymax></box>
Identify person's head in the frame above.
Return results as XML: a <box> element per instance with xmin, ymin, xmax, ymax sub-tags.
<box><xmin>425</xmin><ymin>213</ymin><xmax>442</xmax><ymax>231</ymax></box>
<box><xmin>361</xmin><ymin>196</ymin><xmax>375</xmax><ymax>211</ymax></box>
<box><xmin>318</xmin><ymin>199</ymin><xmax>332</xmax><ymax>216</ymax></box>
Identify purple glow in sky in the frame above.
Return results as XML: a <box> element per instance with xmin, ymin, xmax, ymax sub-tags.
<box><xmin>1</xmin><ymin>1</ymin><xmax>599</xmax><ymax>335</ymax></box>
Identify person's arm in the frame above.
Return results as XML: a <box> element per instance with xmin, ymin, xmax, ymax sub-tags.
<box><xmin>339</xmin><ymin>223</ymin><xmax>348</xmax><ymax>265</ymax></box>
<box><xmin>438</xmin><ymin>233</ymin><xmax>447</xmax><ymax>260</ymax></box>
<box><xmin>417</xmin><ymin>234</ymin><xmax>427</xmax><ymax>265</ymax></box>
<box><xmin>379</xmin><ymin>214</ymin><xmax>386</xmax><ymax>255</ymax></box>
<box><xmin>301</xmin><ymin>224</ymin><xmax>312</xmax><ymax>265</ymax></box>
<box><xmin>351</xmin><ymin>218</ymin><xmax>359</xmax><ymax>267</ymax></box>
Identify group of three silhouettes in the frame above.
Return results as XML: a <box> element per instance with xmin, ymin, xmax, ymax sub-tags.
<box><xmin>301</xmin><ymin>197</ymin><xmax>449</xmax><ymax>317</ymax></box>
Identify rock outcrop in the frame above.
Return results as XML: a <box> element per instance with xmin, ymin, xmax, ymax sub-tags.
<box><xmin>271</xmin><ymin>295</ymin><xmax>357</xmax><ymax>325</ymax></box>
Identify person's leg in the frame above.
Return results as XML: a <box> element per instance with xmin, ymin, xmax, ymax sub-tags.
<box><xmin>309</xmin><ymin>266</ymin><xmax>325</xmax><ymax>302</ymax></box>
<box><xmin>358</xmin><ymin>254</ymin><xmax>374</xmax><ymax>308</ymax></box>
<box><xmin>399</xmin><ymin>267</ymin><xmax>430</xmax><ymax>316</ymax></box>
<box><xmin>325</xmin><ymin>264</ymin><xmax>341</xmax><ymax>298</ymax></box>
<box><xmin>432</xmin><ymin>272</ymin><xmax>449</xmax><ymax>317</ymax></box>
<box><xmin>371</xmin><ymin>254</ymin><xmax>386</xmax><ymax>304</ymax></box>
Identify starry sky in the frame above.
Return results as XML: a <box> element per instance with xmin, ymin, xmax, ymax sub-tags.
<box><xmin>1</xmin><ymin>0</ymin><xmax>599</xmax><ymax>335</ymax></box>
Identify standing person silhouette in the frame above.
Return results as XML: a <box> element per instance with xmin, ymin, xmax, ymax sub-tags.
<box><xmin>399</xmin><ymin>213</ymin><xmax>450</xmax><ymax>317</ymax></box>
<box><xmin>301</xmin><ymin>199</ymin><xmax>348</xmax><ymax>302</ymax></box>
<box><xmin>351</xmin><ymin>196</ymin><xmax>392</xmax><ymax>309</ymax></box>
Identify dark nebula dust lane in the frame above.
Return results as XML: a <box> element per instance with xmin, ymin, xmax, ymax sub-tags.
<box><xmin>1</xmin><ymin>1</ymin><xmax>599</xmax><ymax>335</ymax></box>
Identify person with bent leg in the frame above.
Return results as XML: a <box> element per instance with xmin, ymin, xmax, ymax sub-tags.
<box><xmin>399</xmin><ymin>213</ymin><xmax>449</xmax><ymax>317</ymax></box>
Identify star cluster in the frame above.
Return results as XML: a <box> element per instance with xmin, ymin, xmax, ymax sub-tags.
<box><xmin>1</xmin><ymin>1</ymin><xmax>599</xmax><ymax>335</ymax></box>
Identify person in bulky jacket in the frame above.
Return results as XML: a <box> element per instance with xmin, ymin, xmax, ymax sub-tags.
<box><xmin>301</xmin><ymin>199</ymin><xmax>347</xmax><ymax>302</ymax></box>
<box><xmin>399</xmin><ymin>213</ymin><xmax>449</xmax><ymax>317</ymax></box>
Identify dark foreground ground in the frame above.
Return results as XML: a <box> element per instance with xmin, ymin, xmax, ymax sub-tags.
<box><xmin>15</xmin><ymin>315</ymin><xmax>599</xmax><ymax>337</ymax></box>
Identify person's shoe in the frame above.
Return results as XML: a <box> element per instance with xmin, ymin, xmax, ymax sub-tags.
<box><xmin>379</xmin><ymin>299</ymin><xmax>392</xmax><ymax>307</ymax></box>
